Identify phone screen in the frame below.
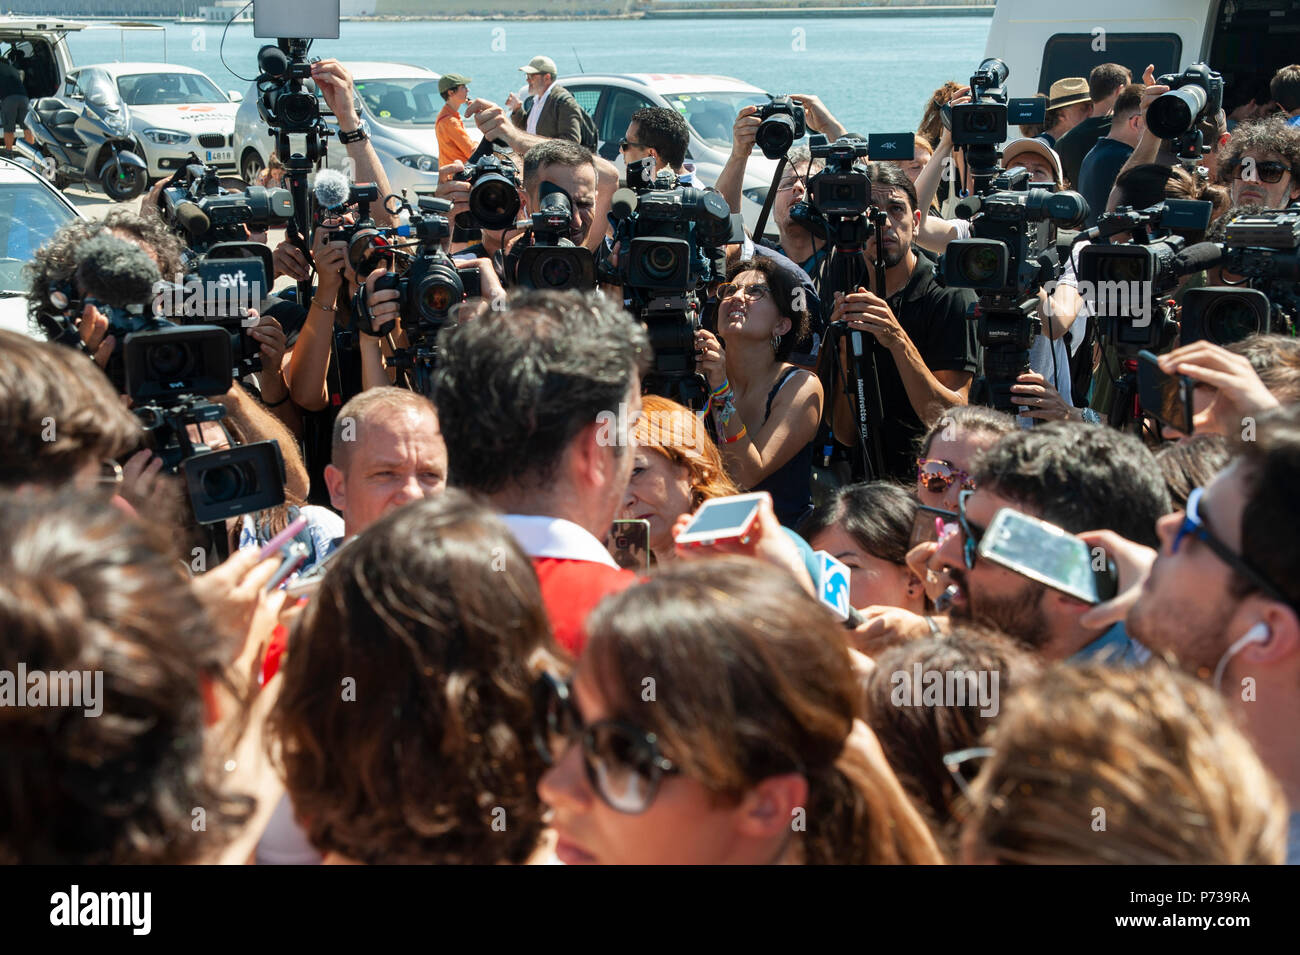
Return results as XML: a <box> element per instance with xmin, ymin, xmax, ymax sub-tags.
<box><xmin>680</xmin><ymin>498</ymin><xmax>761</xmax><ymax>538</ymax></box>
<box><xmin>979</xmin><ymin>509</ymin><xmax>1100</xmax><ymax>604</ymax></box>
<box><xmin>607</xmin><ymin>519</ymin><xmax>650</xmax><ymax>573</ymax></box>
<box><xmin>1137</xmin><ymin>350</ymin><xmax>1193</xmax><ymax>435</ymax></box>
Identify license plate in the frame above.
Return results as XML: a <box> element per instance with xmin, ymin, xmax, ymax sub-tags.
<box><xmin>205</xmin><ymin>149</ymin><xmax>233</xmax><ymax>164</ymax></box>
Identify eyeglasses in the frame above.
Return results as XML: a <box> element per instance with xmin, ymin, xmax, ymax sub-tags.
<box><xmin>1230</xmin><ymin>159</ymin><xmax>1293</xmax><ymax>184</ymax></box>
<box><xmin>97</xmin><ymin>460</ymin><xmax>123</xmax><ymax>487</ymax></box>
<box><xmin>1172</xmin><ymin>486</ymin><xmax>1292</xmax><ymax>607</ymax></box>
<box><xmin>956</xmin><ymin>488</ymin><xmax>987</xmax><ymax>571</ymax></box>
<box><xmin>942</xmin><ymin>746</ymin><xmax>994</xmax><ymax>800</ymax></box>
<box><xmin>910</xmin><ymin>504</ymin><xmax>958</xmax><ymax>548</ymax></box>
<box><xmin>717</xmin><ymin>282</ymin><xmax>771</xmax><ymax>301</ymax></box>
<box><xmin>917</xmin><ymin>457</ymin><xmax>975</xmax><ymax>495</ymax></box>
<box><xmin>618</xmin><ymin>138</ymin><xmax>647</xmax><ymax>152</ymax></box>
<box><xmin>533</xmin><ymin>672</ymin><xmax>677</xmax><ymax>814</ymax></box>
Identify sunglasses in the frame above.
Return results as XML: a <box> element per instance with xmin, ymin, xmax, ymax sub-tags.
<box><xmin>956</xmin><ymin>488</ymin><xmax>987</xmax><ymax>571</ymax></box>
<box><xmin>910</xmin><ymin>504</ymin><xmax>959</xmax><ymax>549</ymax></box>
<box><xmin>1172</xmin><ymin>486</ymin><xmax>1291</xmax><ymax>607</ymax></box>
<box><xmin>533</xmin><ymin>672</ymin><xmax>677</xmax><ymax>814</ymax></box>
<box><xmin>917</xmin><ymin>457</ymin><xmax>976</xmax><ymax>495</ymax></box>
<box><xmin>1230</xmin><ymin>159</ymin><xmax>1293</xmax><ymax>184</ymax></box>
<box><xmin>942</xmin><ymin>746</ymin><xmax>994</xmax><ymax>800</ymax></box>
<box><xmin>618</xmin><ymin>138</ymin><xmax>647</xmax><ymax>152</ymax></box>
<box><xmin>717</xmin><ymin>282</ymin><xmax>771</xmax><ymax>302</ymax></box>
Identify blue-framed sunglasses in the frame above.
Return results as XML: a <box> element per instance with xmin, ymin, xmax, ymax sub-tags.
<box><xmin>1172</xmin><ymin>486</ymin><xmax>1291</xmax><ymax>607</ymax></box>
<box><xmin>957</xmin><ymin>488</ymin><xmax>986</xmax><ymax>570</ymax></box>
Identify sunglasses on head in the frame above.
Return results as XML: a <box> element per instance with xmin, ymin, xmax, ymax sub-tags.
<box><xmin>533</xmin><ymin>672</ymin><xmax>677</xmax><ymax>814</ymax></box>
<box><xmin>1230</xmin><ymin>159</ymin><xmax>1294</xmax><ymax>184</ymax></box>
<box><xmin>917</xmin><ymin>457</ymin><xmax>975</xmax><ymax>495</ymax></box>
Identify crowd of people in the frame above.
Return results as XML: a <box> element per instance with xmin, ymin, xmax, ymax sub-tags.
<box><xmin>2</xmin><ymin>50</ymin><xmax>1300</xmax><ymax>867</ymax></box>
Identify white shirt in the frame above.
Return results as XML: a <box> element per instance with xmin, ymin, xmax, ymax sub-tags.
<box><xmin>502</xmin><ymin>514</ymin><xmax>619</xmax><ymax>568</ymax></box>
<box><xmin>526</xmin><ymin>83</ymin><xmax>554</xmax><ymax>136</ymax></box>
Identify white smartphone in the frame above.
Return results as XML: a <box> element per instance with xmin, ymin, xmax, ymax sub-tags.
<box><xmin>977</xmin><ymin>508</ymin><xmax>1118</xmax><ymax>605</ymax></box>
<box><xmin>674</xmin><ymin>492</ymin><xmax>767</xmax><ymax>547</ymax></box>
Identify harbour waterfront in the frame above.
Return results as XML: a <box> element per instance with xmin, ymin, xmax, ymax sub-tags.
<box><xmin>62</xmin><ymin>16</ymin><xmax>991</xmax><ymax>137</ymax></box>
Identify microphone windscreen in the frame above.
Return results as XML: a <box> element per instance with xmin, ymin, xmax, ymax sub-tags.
<box><xmin>174</xmin><ymin>202</ymin><xmax>211</xmax><ymax>240</ymax></box>
<box><xmin>1174</xmin><ymin>241</ymin><xmax>1224</xmax><ymax>275</ymax></box>
<box><xmin>73</xmin><ymin>234</ymin><xmax>161</xmax><ymax>309</ymax></box>
<box><xmin>313</xmin><ymin>167</ymin><xmax>352</xmax><ymax>210</ymax></box>
<box><xmin>611</xmin><ymin>188</ymin><xmax>638</xmax><ymax>220</ymax></box>
<box><xmin>954</xmin><ymin>195</ymin><xmax>982</xmax><ymax>221</ymax></box>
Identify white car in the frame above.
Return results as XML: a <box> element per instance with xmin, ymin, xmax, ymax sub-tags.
<box><xmin>63</xmin><ymin>63</ymin><xmax>241</xmax><ymax>179</ymax></box>
<box><xmin>0</xmin><ymin>154</ymin><xmax>83</xmax><ymax>336</ymax></box>
<box><xmin>544</xmin><ymin>73</ymin><xmax>782</xmax><ymax>237</ymax></box>
<box><xmin>233</xmin><ymin>61</ymin><xmax>461</xmax><ymax>196</ymax></box>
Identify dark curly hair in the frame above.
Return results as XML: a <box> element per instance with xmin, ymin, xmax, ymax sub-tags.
<box><xmin>268</xmin><ymin>490</ymin><xmax>557</xmax><ymax>865</ymax></box>
<box><xmin>0</xmin><ymin>488</ymin><xmax>251</xmax><ymax>863</ymax></box>
<box><xmin>1218</xmin><ymin>114</ymin><xmax>1300</xmax><ymax>198</ymax></box>
<box><xmin>24</xmin><ymin>209</ymin><xmax>186</xmax><ymax>335</ymax></box>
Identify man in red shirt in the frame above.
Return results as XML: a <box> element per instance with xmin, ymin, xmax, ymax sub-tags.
<box><xmin>436</xmin><ymin>73</ymin><xmax>475</xmax><ymax>166</ymax></box>
<box><xmin>432</xmin><ymin>291</ymin><xmax>650</xmax><ymax>655</ymax></box>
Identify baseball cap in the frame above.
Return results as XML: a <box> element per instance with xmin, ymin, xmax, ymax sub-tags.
<box><xmin>438</xmin><ymin>73</ymin><xmax>471</xmax><ymax>95</ymax></box>
<box><xmin>1002</xmin><ymin>138</ymin><xmax>1065</xmax><ymax>185</ymax></box>
<box><xmin>1047</xmin><ymin>77</ymin><xmax>1091</xmax><ymax>111</ymax></box>
<box><xmin>520</xmin><ymin>55</ymin><xmax>558</xmax><ymax>76</ymax></box>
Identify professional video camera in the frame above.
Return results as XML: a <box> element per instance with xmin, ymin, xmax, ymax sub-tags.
<box><xmin>755</xmin><ymin>96</ymin><xmax>807</xmax><ymax>160</ymax></box>
<box><xmin>1180</xmin><ymin>206</ymin><xmax>1300</xmax><ymax>345</ymax></box>
<box><xmin>599</xmin><ymin>158</ymin><xmax>739</xmax><ymax>408</ymax></box>
<box><xmin>943</xmin><ymin>59</ymin><xmax>1044</xmax><ymax>194</ymax></box>
<box><xmin>940</xmin><ymin>167</ymin><xmax>1088</xmax><ymax>410</ymax></box>
<box><xmin>509</xmin><ymin>182</ymin><xmax>596</xmax><ymax>291</ymax></box>
<box><xmin>256</xmin><ymin>40</ymin><xmax>321</xmax><ymax>134</ymax></box>
<box><xmin>453</xmin><ymin>139</ymin><xmax>522</xmax><ymax>233</ymax></box>
<box><xmin>40</xmin><ymin>234</ymin><xmax>285</xmax><ymax>526</ymax></box>
<box><xmin>162</xmin><ymin>158</ymin><xmax>294</xmax><ymax>252</ymax></box>
<box><xmin>1077</xmin><ymin>199</ymin><xmax>1214</xmax><ymax>354</ymax></box>
<box><xmin>1147</xmin><ymin>63</ymin><xmax>1224</xmax><ymax>167</ymax></box>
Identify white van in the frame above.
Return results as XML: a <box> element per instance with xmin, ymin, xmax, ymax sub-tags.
<box><xmin>986</xmin><ymin>0</ymin><xmax>1294</xmax><ymax>100</ymax></box>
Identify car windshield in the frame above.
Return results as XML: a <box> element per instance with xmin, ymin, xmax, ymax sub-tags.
<box><xmin>119</xmin><ymin>72</ymin><xmax>227</xmax><ymax>106</ymax></box>
<box><xmin>81</xmin><ymin>71</ymin><xmax>123</xmax><ymax>112</ymax></box>
<box><xmin>0</xmin><ymin>181</ymin><xmax>76</xmax><ymax>292</ymax></box>
<box><xmin>660</xmin><ymin>91</ymin><xmax>770</xmax><ymax>148</ymax></box>
<box><xmin>354</xmin><ymin>77</ymin><xmax>441</xmax><ymax>127</ymax></box>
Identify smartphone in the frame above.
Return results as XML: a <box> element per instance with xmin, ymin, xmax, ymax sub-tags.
<box><xmin>607</xmin><ymin>519</ymin><xmax>651</xmax><ymax>573</ymax></box>
<box><xmin>1137</xmin><ymin>349</ymin><xmax>1194</xmax><ymax>435</ymax></box>
<box><xmin>264</xmin><ymin>541</ymin><xmax>310</xmax><ymax>593</ymax></box>
<box><xmin>910</xmin><ymin>505</ymin><xmax>957</xmax><ymax>549</ymax></box>
<box><xmin>977</xmin><ymin>508</ymin><xmax>1118</xmax><ymax>605</ymax></box>
<box><xmin>258</xmin><ymin>515</ymin><xmax>310</xmax><ymax>560</ymax></box>
<box><xmin>674</xmin><ymin>492</ymin><xmax>766</xmax><ymax>547</ymax></box>
<box><xmin>283</xmin><ymin>539</ymin><xmax>346</xmax><ymax>599</ymax></box>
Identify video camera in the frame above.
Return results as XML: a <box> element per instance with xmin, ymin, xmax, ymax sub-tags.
<box><xmin>599</xmin><ymin>158</ymin><xmax>739</xmax><ymax>408</ymax></box>
<box><xmin>1147</xmin><ymin>63</ymin><xmax>1224</xmax><ymax>165</ymax></box>
<box><xmin>755</xmin><ymin>96</ymin><xmax>807</xmax><ymax>160</ymax></box>
<box><xmin>940</xmin><ymin>167</ymin><xmax>1088</xmax><ymax>410</ymax></box>
<box><xmin>1181</xmin><ymin>206</ymin><xmax>1300</xmax><ymax>345</ymax></box>
<box><xmin>162</xmin><ymin>158</ymin><xmax>293</xmax><ymax>251</ymax></box>
<box><xmin>509</xmin><ymin>182</ymin><xmax>596</xmax><ymax>291</ymax></box>
<box><xmin>256</xmin><ymin>39</ymin><xmax>322</xmax><ymax>134</ymax></box>
<box><xmin>942</xmin><ymin>59</ymin><xmax>1044</xmax><ymax>195</ymax></box>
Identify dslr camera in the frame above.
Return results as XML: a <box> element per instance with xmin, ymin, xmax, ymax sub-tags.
<box><xmin>1147</xmin><ymin>63</ymin><xmax>1224</xmax><ymax>156</ymax></box>
<box><xmin>453</xmin><ymin>141</ymin><xmax>522</xmax><ymax>233</ymax></box>
<box><xmin>755</xmin><ymin>96</ymin><xmax>807</xmax><ymax>160</ymax></box>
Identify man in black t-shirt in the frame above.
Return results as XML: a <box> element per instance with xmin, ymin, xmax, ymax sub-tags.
<box><xmin>824</xmin><ymin>163</ymin><xmax>979</xmax><ymax>482</ymax></box>
<box><xmin>1078</xmin><ymin>84</ymin><xmax>1146</xmax><ymax>227</ymax></box>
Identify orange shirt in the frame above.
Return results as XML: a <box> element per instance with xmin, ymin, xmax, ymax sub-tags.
<box><xmin>436</xmin><ymin>103</ymin><xmax>475</xmax><ymax>166</ymax></box>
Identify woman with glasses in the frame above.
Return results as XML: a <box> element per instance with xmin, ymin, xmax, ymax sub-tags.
<box><xmin>914</xmin><ymin>405</ymin><xmax>1016</xmax><ymax>511</ymax></box>
<box><xmin>619</xmin><ymin>394</ymin><xmax>739</xmax><ymax>565</ymax></box>
<box><xmin>800</xmin><ymin>481</ymin><xmax>928</xmax><ymax>615</ymax></box>
<box><xmin>959</xmin><ymin>663</ymin><xmax>1288</xmax><ymax>864</ymax></box>
<box><xmin>694</xmin><ymin>256</ymin><xmax>824</xmax><ymax>527</ymax></box>
<box><xmin>268</xmin><ymin>491</ymin><xmax>559</xmax><ymax>865</ymax></box>
<box><xmin>536</xmin><ymin>556</ymin><xmax>944</xmax><ymax>865</ymax></box>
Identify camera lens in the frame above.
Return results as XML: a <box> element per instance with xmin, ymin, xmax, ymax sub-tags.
<box><xmin>537</xmin><ymin>253</ymin><xmax>575</xmax><ymax>288</ymax></box>
<box><xmin>958</xmin><ymin>244</ymin><xmax>1003</xmax><ymax>284</ymax></box>
<box><xmin>201</xmin><ymin>461</ymin><xmax>255</xmax><ymax>503</ymax></box>
<box><xmin>755</xmin><ymin>114</ymin><xmax>797</xmax><ymax>160</ymax></box>
<box><xmin>468</xmin><ymin>173</ymin><xmax>521</xmax><ymax>230</ymax></box>
<box><xmin>639</xmin><ymin>242</ymin><xmax>681</xmax><ymax>282</ymax></box>
<box><xmin>280</xmin><ymin>90</ymin><xmax>318</xmax><ymax>128</ymax></box>
<box><xmin>1207</xmin><ymin>297</ymin><xmax>1262</xmax><ymax>344</ymax></box>
<box><xmin>968</xmin><ymin>109</ymin><xmax>994</xmax><ymax>133</ymax></box>
<box><xmin>1096</xmin><ymin>254</ymin><xmax>1147</xmax><ymax>285</ymax></box>
<box><xmin>146</xmin><ymin>341</ymin><xmax>194</xmax><ymax>380</ymax></box>
<box><xmin>1147</xmin><ymin>86</ymin><xmax>1206</xmax><ymax>139</ymax></box>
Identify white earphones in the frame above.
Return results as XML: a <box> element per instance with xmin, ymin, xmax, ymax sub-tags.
<box><xmin>1212</xmin><ymin>622</ymin><xmax>1271</xmax><ymax>692</ymax></box>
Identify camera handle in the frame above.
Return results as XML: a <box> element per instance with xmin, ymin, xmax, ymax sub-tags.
<box><xmin>751</xmin><ymin>156</ymin><xmax>787</xmax><ymax>243</ymax></box>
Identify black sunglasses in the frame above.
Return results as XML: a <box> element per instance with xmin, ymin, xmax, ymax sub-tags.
<box><xmin>618</xmin><ymin>138</ymin><xmax>648</xmax><ymax>152</ymax></box>
<box><xmin>1230</xmin><ymin>159</ymin><xmax>1294</xmax><ymax>184</ymax></box>
<box><xmin>957</xmin><ymin>488</ymin><xmax>987</xmax><ymax>571</ymax></box>
<box><xmin>1173</xmin><ymin>486</ymin><xmax>1292</xmax><ymax>607</ymax></box>
<box><xmin>533</xmin><ymin>672</ymin><xmax>677</xmax><ymax>814</ymax></box>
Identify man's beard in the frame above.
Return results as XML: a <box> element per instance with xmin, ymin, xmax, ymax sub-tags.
<box><xmin>1126</xmin><ymin>581</ymin><xmax>1237</xmax><ymax>676</ymax></box>
<box><xmin>950</xmin><ymin>569</ymin><xmax>1052</xmax><ymax>649</ymax></box>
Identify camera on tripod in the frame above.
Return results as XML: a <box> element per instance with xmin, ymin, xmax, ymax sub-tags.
<box><xmin>807</xmin><ymin>136</ymin><xmax>871</xmax><ymax>216</ymax></box>
<box><xmin>943</xmin><ymin>58</ymin><xmax>1044</xmax><ymax>148</ymax></box>
<box><xmin>1147</xmin><ymin>63</ymin><xmax>1223</xmax><ymax>162</ymax></box>
<box><xmin>1181</xmin><ymin>206</ymin><xmax>1300</xmax><ymax>345</ymax></box>
<box><xmin>453</xmin><ymin>140</ymin><xmax>522</xmax><ymax>233</ymax></box>
<box><xmin>510</xmin><ymin>182</ymin><xmax>596</xmax><ymax>291</ymax></box>
<box><xmin>755</xmin><ymin>96</ymin><xmax>807</xmax><ymax>160</ymax></box>
<box><xmin>256</xmin><ymin>40</ymin><xmax>322</xmax><ymax>134</ymax></box>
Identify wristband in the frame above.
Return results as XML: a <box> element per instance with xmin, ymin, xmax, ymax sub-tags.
<box><xmin>709</xmin><ymin>378</ymin><xmax>730</xmax><ymax>398</ymax></box>
<box><xmin>724</xmin><ymin>423</ymin><xmax>748</xmax><ymax>444</ymax></box>
<box><xmin>311</xmin><ymin>297</ymin><xmax>337</xmax><ymax>312</ymax></box>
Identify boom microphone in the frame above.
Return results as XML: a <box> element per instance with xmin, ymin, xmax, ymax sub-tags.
<box><xmin>312</xmin><ymin>167</ymin><xmax>352</xmax><ymax>211</ymax></box>
<box><xmin>1173</xmin><ymin>241</ymin><xmax>1224</xmax><ymax>275</ymax></box>
<box><xmin>173</xmin><ymin>202</ymin><xmax>211</xmax><ymax>241</ymax></box>
<box><xmin>73</xmin><ymin>234</ymin><xmax>162</xmax><ymax>309</ymax></box>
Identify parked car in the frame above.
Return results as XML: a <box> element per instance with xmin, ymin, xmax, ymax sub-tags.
<box><xmin>538</xmin><ymin>73</ymin><xmax>781</xmax><ymax>237</ymax></box>
<box><xmin>233</xmin><ymin>61</ymin><xmax>464</xmax><ymax>196</ymax></box>
<box><xmin>0</xmin><ymin>154</ymin><xmax>83</xmax><ymax>336</ymax></box>
<box><xmin>61</xmin><ymin>63</ymin><xmax>242</xmax><ymax>179</ymax></box>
